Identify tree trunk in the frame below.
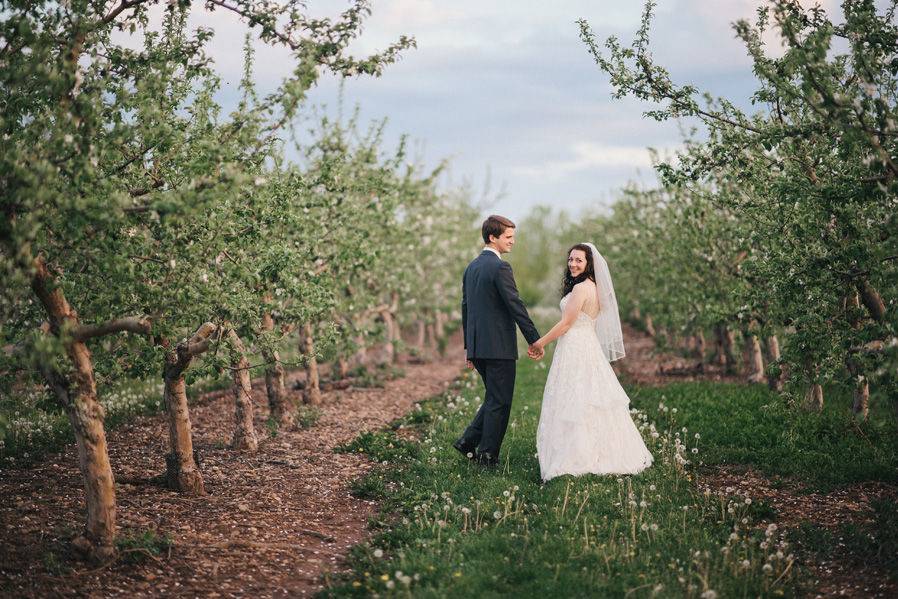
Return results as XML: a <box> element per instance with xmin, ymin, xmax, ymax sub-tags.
<box><xmin>846</xmin><ymin>291</ymin><xmax>870</xmax><ymax>421</ymax></box>
<box><xmin>856</xmin><ymin>279</ymin><xmax>886</xmax><ymax>322</ymax></box>
<box><xmin>379</xmin><ymin>308</ymin><xmax>396</xmax><ymax>364</ymax></box>
<box><xmin>162</xmin><ymin>322</ymin><xmax>215</xmax><ymax>496</ymax></box>
<box><xmin>415</xmin><ymin>318</ymin><xmax>426</xmax><ymax>350</ymax></box>
<box><xmin>852</xmin><ymin>377</ymin><xmax>869</xmax><ymax>420</ymax></box>
<box><xmin>301</xmin><ymin>322</ymin><xmax>322</xmax><ymax>406</ymax></box>
<box><xmin>804</xmin><ymin>383</ymin><xmax>824</xmax><ymax>411</ymax></box>
<box><xmin>724</xmin><ymin>327</ymin><xmax>738</xmax><ymax>374</ymax></box>
<box><xmin>31</xmin><ymin>256</ymin><xmax>116</xmax><ymax>561</ymax></box>
<box><xmin>263</xmin><ymin>349</ymin><xmax>290</xmax><ymax>427</ymax></box>
<box><xmin>644</xmin><ymin>314</ymin><xmax>656</xmax><ymax>338</ymax></box>
<box><xmin>353</xmin><ymin>330</ymin><xmax>367</xmax><ymax>368</ymax></box>
<box><xmin>746</xmin><ymin>334</ymin><xmax>765</xmax><ymax>383</ymax></box>
<box><xmin>765</xmin><ymin>335</ymin><xmax>783</xmax><ymax>391</ymax></box>
<box><xmin>426</xmin><ymin>321</ymin><xmax>438</xmax><ymax>356</ymax></box>
<box><xmin>435</xmin><ymin>310</ymin><xmax>446</xmax><ymax>339</ymax></box>
<box><xmin>715</xmin><ymin>325</ymin><xmax>737</xmax><ymax>373</ymax></box>
<box><xmin>695</xmin><ymin>331</ymin><xmax>707</xmax><ymax>362</ymax></box>
<box><xmin>261</xmin><ymin>311</ymin><xmax>292</xmax><ymax>428</ymax></box>
<box><xmin>337</xmin><ymin>356</ymin><xmax>349</xmax><ymax>379</ymax></box>
<box><xmin>228</xmin><ymin>329</ymin><xmax>258</xmax><ymax>451</ymax></box>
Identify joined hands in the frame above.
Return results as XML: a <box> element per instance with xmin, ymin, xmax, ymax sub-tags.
<box><xmin>528</xmin><ymin>342</ymin><xmax>544</xmax><ymax>360</ymax></box>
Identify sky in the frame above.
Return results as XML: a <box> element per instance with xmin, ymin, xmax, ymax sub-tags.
<box><xmin>173</xmin><ymin>0</ymin><xmax>848</xmax><ymax>221</ymax></box>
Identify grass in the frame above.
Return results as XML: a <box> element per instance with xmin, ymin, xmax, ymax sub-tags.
<box><xmin>115</xmin><ymin>530</ymin><xmax>173</xmax><ymax>564</ymax></box>
<box><xmin>322</xmin><ymin>351</ymin><xmax>828</xmax><ymax>598</ymax></box>
<box><xmin>628</xmin><ymin>382</ymin><xmax>898</xmax><ymax>490</ymax></box>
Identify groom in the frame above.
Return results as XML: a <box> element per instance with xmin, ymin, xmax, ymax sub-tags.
<box><xmin>454</xmin><ymin>215</ymin><xmax>543</xmax><ymax>468</ymax></box>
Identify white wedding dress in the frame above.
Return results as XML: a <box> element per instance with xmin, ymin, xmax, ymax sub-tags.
<box><xmin>536</xmin><ymin>293</ymin><xmax>653</xmax><ymax>481</ymax></box>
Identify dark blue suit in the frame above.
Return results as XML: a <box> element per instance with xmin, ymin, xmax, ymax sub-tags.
<box><xmin>458</xmin><ymin>250</ymin><xmax>540</xmax><ymax>460</ymax></box>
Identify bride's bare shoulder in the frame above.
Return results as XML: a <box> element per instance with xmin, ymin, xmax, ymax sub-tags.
<box><xmin>574</xmin><ymin>280</ymin><xmax>597</xmax><ymax>292</ymax></box>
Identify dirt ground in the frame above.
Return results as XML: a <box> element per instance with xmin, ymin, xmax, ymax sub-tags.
<box><xmin>0</xmin><ymin>342</ymin><xmax>464</xmax><ymax>598</ymax></box>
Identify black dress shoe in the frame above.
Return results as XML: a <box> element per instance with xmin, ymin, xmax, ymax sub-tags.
<box><xmin>452</xmin><ymin>438</ymin><xmax>477</xmax><ymax>460</ymax></box>
<box><xmin>476</xmin><ymin>452</ymin><xmax>499</xmax><ymax>469</ymax></box>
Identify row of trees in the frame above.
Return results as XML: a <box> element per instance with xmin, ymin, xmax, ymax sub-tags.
<box><xmin>1</xmin><ymin>1</ymin><xmax>475</xmax><ymax>561</ymax></box>
<box><xmin>576</xmin><ymin>0</ymin><xmax>897</xmax><ymax>414</ymax></box>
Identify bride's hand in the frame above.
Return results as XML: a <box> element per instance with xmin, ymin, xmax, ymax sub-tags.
<box><xmin>528</xmin><ymin>341</ymin><xmax>545</xmax><ymax>360</ymax></box>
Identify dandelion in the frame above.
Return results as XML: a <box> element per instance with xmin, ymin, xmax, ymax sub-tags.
<box><xmin>386</xmin><ymin>580</ymin><xmax>395</xmax><ymax>589</ymax></box>
<box><xmin>741</xmin><ymin>559</ymin><xmax>751</xmax><ymax>569</ymax></box>
<box><xmin>503</xmin><ymin>490</ymin><xmax>510</xmax><ymax>497</ymax></box>
<box><xmin>700</xmin><ymin>591</ymin><xmax>718</xmax><ymax>599</ymax></box>
<box><xmin>744</xmin><ymin>498</ymin><xmax>752</xmax><ymax>505</ymax></box>
<box><xmin>373</xmin><ymin>549</ymin><xmax>384</xmax><ymax>558</ymax></box>
<box><xmin>640</xmin><ymin>523</ymin><xmax>649</xmax><ymax>531</ymax></box>
<box><xmin>493</xmin><ymin>511</ymin><xmax>502</xmax><ymax>520</ymax></box>
<box><xmin>649</xmin><ymin>484</ymin><xmax>656</xmax><ymax>491</ymax></box>
<box><xmin>763</xmin><ymin>563</ymin><xmax>773</xmax><ymax>574</ymax></box>
<box><xmin>650</xmin><ymin>523</ymin><xmax>659</xmax><ymax>531</ymax></box>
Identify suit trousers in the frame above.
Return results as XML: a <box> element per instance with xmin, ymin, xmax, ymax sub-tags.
<box><xmin>461</xmin><ymin>358</ymin><xmax>516</xmax><ymax>458</ymax></box>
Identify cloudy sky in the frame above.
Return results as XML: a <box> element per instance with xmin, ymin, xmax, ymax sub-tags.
<box><xmin>180</xmin><ymin>0</ymin><xmax>847</xmax><ymax>221</ymax></box>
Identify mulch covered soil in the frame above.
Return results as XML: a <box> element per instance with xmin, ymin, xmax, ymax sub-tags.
<box><xmin>702</xmin><ymin>466</ymin><xmax>898</xmax><ymax>598</ymax></box>
<box><xmin>0</xmin><ymin>344</ymin><xmax>463</xmax><ymax>598</ymax></box>
<box><xmin>615</xmin><ymin>324</ymin><xmax>741</xmax><ymax>386</ymax></box>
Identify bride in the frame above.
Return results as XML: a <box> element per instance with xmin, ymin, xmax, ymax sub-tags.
<box><xmin>529</xmin><ymin>243</ymin><xmax>653</xmax><ymax>482</ymax></box>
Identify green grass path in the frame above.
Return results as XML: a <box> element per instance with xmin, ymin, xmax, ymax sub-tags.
<box><xmin>321</xmin><ymin>346</ymin><xmax>898</xmax><ymax>597</ymax></box>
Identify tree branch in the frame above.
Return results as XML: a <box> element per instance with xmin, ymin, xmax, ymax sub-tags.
<box><xmin>178</xmin><ymin>322</ymin><xmax>219</xmax><ymax>359</ymax></box>
<box><xmin>73</xmin><ymin>316</ymin><xmax>153</xmax><ymax>341</ymax></box>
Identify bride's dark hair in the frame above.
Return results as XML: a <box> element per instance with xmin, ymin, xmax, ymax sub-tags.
<box><xmin>561</xmin><ymin>243</ymin><xmax>596</xmax><ymax>298</ymax></box>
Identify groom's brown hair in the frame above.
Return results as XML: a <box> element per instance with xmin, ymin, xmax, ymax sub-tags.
<box><xmin>482</xmin><ymin>215</ymin><xmax>515</xmax><ymax>244</ymax></box>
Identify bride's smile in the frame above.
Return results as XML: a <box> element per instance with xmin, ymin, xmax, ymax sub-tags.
<box><xmin>568</xmin><ymin>250</ymin><xmax>587</xmax><ymax>277</ymax></box>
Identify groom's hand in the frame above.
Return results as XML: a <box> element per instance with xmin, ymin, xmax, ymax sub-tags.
<box><xmin>528</xmin><ymin>344</ymin><xmax>544</xmax><ymax>360</ymax></box>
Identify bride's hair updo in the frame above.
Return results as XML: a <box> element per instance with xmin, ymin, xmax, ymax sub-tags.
<box><xmin>561</xmin><ymin>243</ymin><xmax>596</xmax><ymax>298</ymax></box>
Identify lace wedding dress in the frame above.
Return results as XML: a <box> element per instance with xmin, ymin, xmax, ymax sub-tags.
<box><xmin>536</xmin><ymin>294</ymin><xmax>653</xmax><ymax>481</ymax></box>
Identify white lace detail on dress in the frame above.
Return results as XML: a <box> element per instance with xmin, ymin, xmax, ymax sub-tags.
<box><xmin>536</xmin><ymin>294</ymin><xmax>653</xmax><ymax>481</ymax></box>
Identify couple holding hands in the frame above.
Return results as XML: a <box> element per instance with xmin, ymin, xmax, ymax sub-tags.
<box><xmin>455</xmin><ymin>215</ymin><xmax>653</xmax><ymax>482</ymax></box>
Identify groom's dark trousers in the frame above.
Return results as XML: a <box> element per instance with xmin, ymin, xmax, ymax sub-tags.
<box><xmin>458</xmin><ymin>250</ymin><xmax>540</xmax><ymax>460</ymax></box>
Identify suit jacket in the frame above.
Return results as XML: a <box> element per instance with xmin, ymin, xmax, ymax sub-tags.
<box><xmin>462</xmin><ymin>250</ymin><xmax>540</xmax><ymax>360</ymax></box>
